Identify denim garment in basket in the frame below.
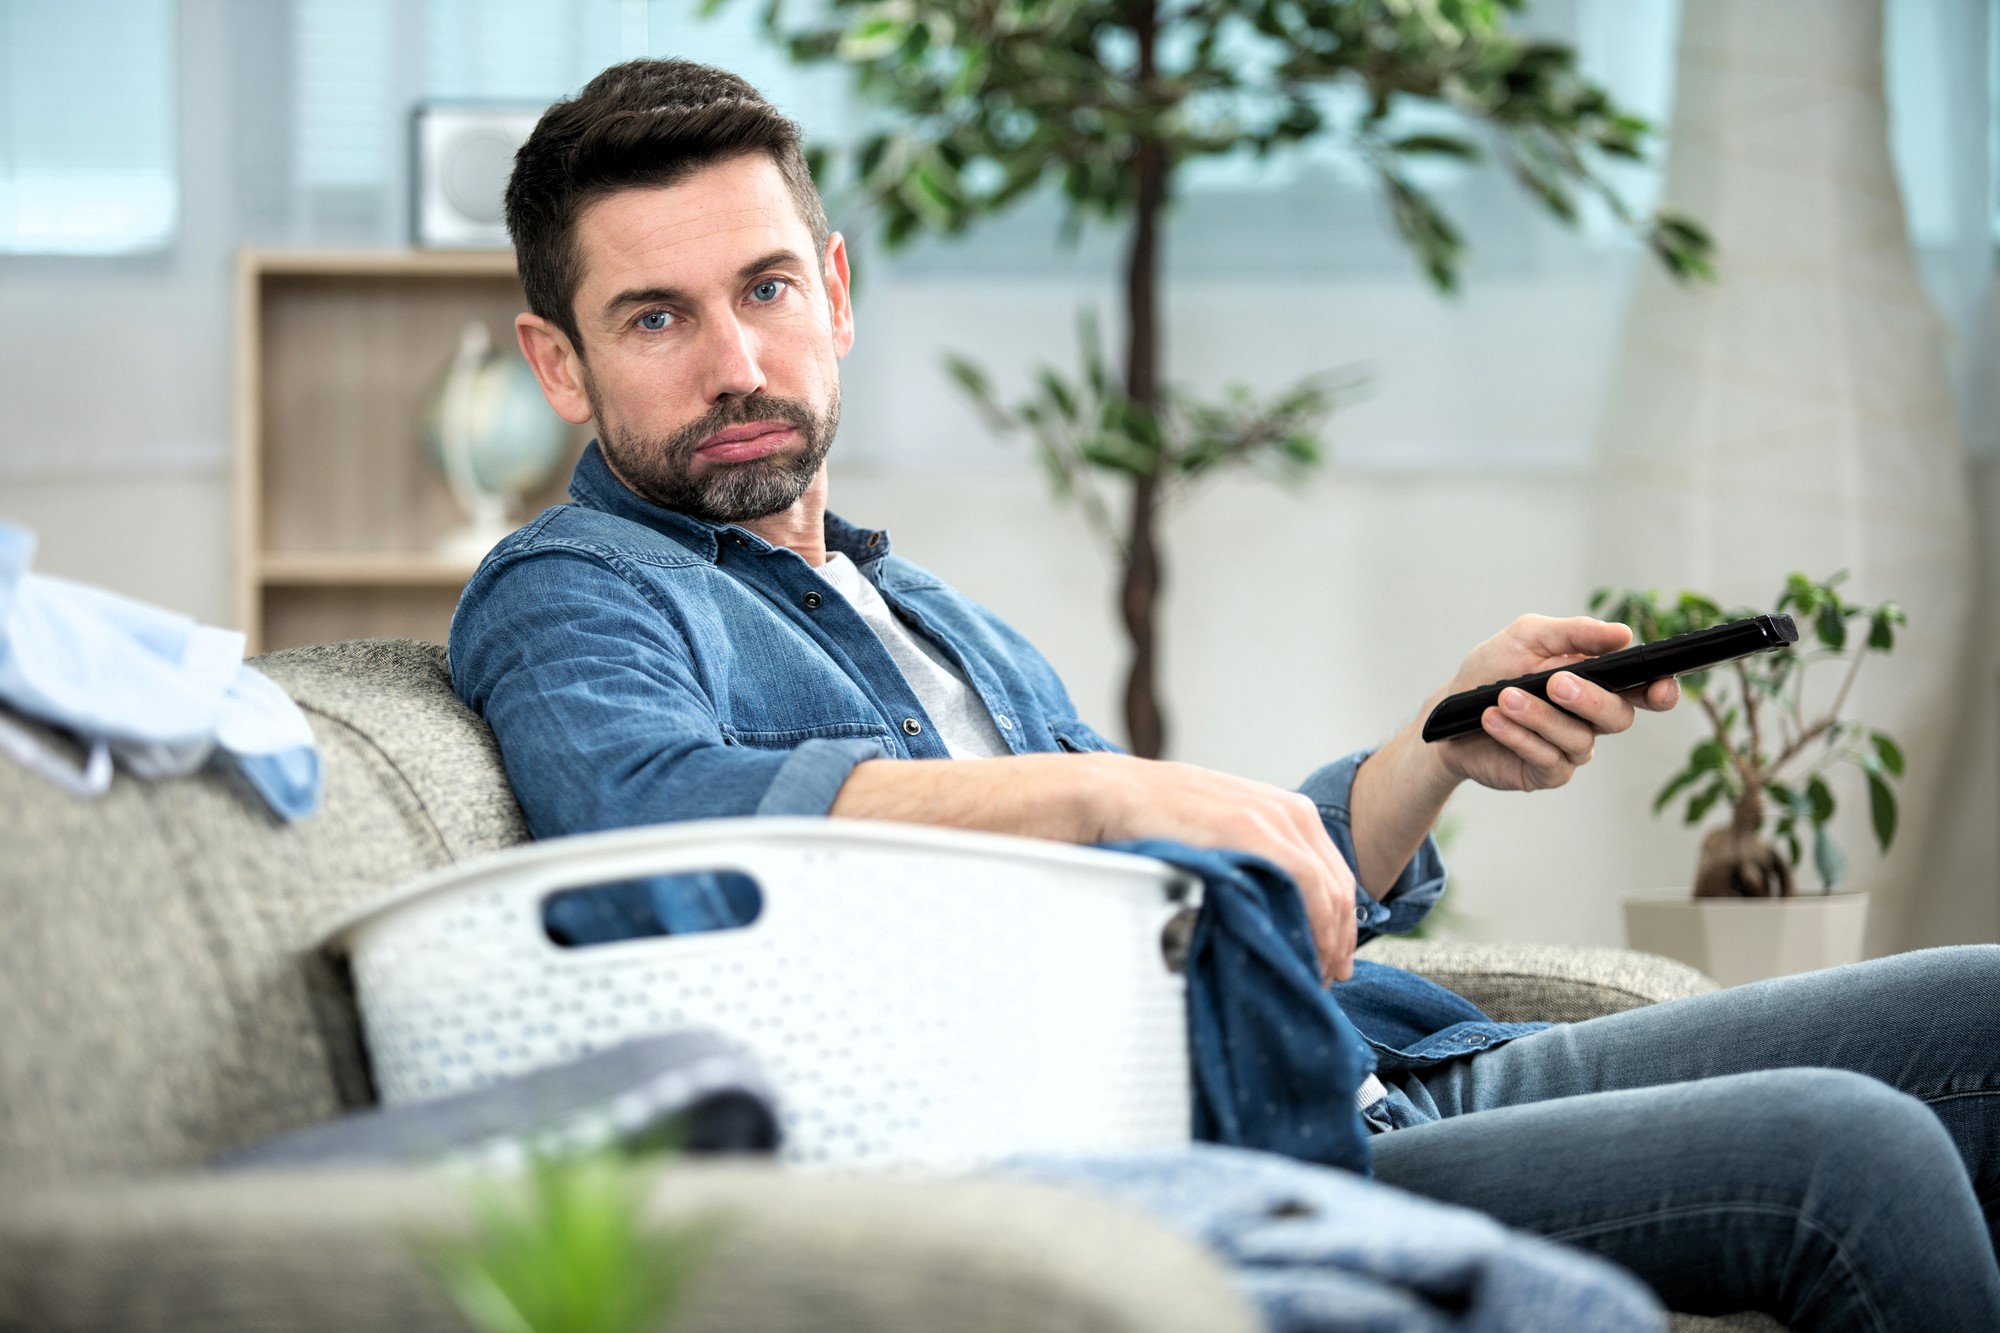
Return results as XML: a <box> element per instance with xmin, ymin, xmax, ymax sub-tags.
<box><xmin>451</xmin><ymin>442</ymin><xmax>1545</xmax><ymax>1136</ymax></box>
<box><xmin>1109</xmin><ymin>840</ymin><xmax>1377</xmax><ymax>1172</ymax></box>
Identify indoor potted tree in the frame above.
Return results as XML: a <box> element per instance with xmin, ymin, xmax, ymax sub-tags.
<box><xmin>1591</xmin><ymin>573</ymin><xmax>1906</xmax><ymax>985</ymax></box>
<box><xmin>731</xmin><ymin>0</ymin><xmax>1714</xmax><ymax>757</ymax></box>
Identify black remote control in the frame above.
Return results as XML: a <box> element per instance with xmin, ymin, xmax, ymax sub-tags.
<box><xmin>1421</xmin><ymin>614</ymin><xmax>1799</xmax><ymax>743</ymax></box>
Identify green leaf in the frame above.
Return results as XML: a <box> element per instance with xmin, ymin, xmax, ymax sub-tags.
<box><xmin>942</xmin><ymin>354</ymin><xmax>993</xmax><ymax>405</ymax></box>
<box><xmin>1677</xmin><ymin>593</ymin><xmax>1723</xmax><ymax>626</ymax></box>
<box><xmin>1868</xmin><ymin>608</ymin><xmax>1900</xmax><ymax>650</ymax></box>
<box><xmin>1871</xmin><ymin>731</ymin><xmax>1905</xmax><ymax>777</ymax></box>
<box><xmin>1077</xmin><ymin>434</ymin><xmax>1156</xmax><ymax>476</ymax></box>
<box><xmin>1036</xmin><ymin>369</ymin><xmax>1078</xmax><ymax>423</ymax></box>
<box><xmin>1647</xmin><ymin>213</ymin><xmax>1716</xmax><ymax>282</ymax></box>
<box><xmin>1806</xmin><ymin>774</ymin><xmax>1836</xmax><ymax>823</ymax></box>
<box><xmin>1816</xmin><ymin>599</ymin><xmax>1848</xmax><ymax>650</ymax></box>
<box><xmin>423</xmin><ymin>1151</ymin><xmax>714</xmax><ymax>1333</ymax></box>
<box><xmin>1685</xmin><ymin>780</ymin><xmax>1727</xmax><ymax>825</ymax></box>
<box><xmin>1077</xmin><ymin>308</ymin><xmax>1107</xmax><ymax>398</ymax></box>
<box><xmin>1381</xmin><ymin>172</ymin><xmax>1465</xmax><ymax>293</ymax></box>
<box><xmin>1653</xmin><ymin>765</ymin><xmax>1701</xmax><ymax>814</ymax></box>
<box><xmin>902</xmin><ymin>162</ymin><xmax>960</xmax><ymax>229</ymax></box>
<box><xmin>1391</xmin><ymin>133</ymin><xmax>1481</xmax><ymax>160</ymax></box>
<box><xmin>838</xmin><ymin>13</ymin><xmax>909</xmax><ymax>60</ymax></box>
<box><xmin>1813</xmin><ymin>824</ymin><xmax>1847</xmax><ymax>889</ymax></box>
<box><xmin>1867</xmin><ymin>772</ymin><xmax>1898</xmax><ymax>851</ymax></box>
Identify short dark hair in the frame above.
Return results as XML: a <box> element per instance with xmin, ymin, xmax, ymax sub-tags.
<box><xmin>505</xmin><ymin>58</ymin><xmax>831</xmax><ymax>357</ymax></box>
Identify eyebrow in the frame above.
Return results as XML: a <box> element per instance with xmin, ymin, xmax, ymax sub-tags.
<box><xmin>599</xmin><ymin>249</ymin><xmax>809</xmax><ymax>323</ymax></box>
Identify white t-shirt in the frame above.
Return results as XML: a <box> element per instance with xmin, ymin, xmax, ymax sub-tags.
<box><xmin>814</xmin><ymin>552</ymin><xmax>1011</xmax><ymax>760</ymax></box>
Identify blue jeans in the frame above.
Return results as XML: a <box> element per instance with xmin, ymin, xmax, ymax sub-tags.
<box><xmin>1368</xmin><ymin>945</ymin><xmax>2000</xmax><ymax>1332</ymax></box>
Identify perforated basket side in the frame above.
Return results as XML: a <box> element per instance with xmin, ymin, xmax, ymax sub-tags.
<box><xmin>337</xmin><ymin>820</ymin><xmax>1197</xmax><ymax>1165</ymax></box>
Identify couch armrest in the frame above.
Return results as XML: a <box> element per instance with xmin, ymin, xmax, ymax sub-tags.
<box><xmin>0</xmin><ymin>1163</ymin><xmax>1259</xmax><ymax>1333</ymax></box>
<box><xmin>1356</xmin><ymin>940</ymin><xmax>1719</xmax><ymax>1024</ymax></box>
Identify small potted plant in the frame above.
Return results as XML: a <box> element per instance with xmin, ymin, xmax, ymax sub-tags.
<box><xmin>1590</xmin><ymin>573</ymin><xmax>1905</xmax><ymax>986</ymax></box>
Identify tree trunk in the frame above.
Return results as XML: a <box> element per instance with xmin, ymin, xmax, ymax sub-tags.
<box><xmin>1120</xmin><ymin>3</ymin><xmax>1167</xmax><ymax>759</ymax></box>
<box><xmin>1693</xmin><ymin>783</ymin><xmax>1794</xmax><ymax>897</ymax></box>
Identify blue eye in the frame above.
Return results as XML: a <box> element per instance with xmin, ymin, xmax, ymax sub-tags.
<box><xmin>750</xmin><ymin>279</ymin><xmax>785</xmax><ymax>302</ymax></box>
<box><xmin>637</xmin><ymin>310</ymin><xmax>672</xmax><ymax>332</ymax></box>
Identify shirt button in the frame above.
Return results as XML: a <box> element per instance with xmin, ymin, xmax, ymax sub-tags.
<box><xmin>996</xmin><ymin>715</ymin><xmax>1013</xmax><ymax>731</ymax></box>
<box><xmin>802</xmin><ymin>591</ymin><xmax>823</xmax><ymax>610</ymax></box>
<box><xmin>901</xmin><ymin>718</ymin><xmax>922</xmax><ymax>736</ymax></box>
<box><xmin>866</xmin><ymin>532</ymin><xmax>882</xmax><ymax>547</ymax></box>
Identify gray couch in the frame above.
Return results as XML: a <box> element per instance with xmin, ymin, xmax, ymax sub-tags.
<box><xmin>0</xmin><ymin>639</ymin><xmax>1780</xmax><ymax>1332</ymax></box>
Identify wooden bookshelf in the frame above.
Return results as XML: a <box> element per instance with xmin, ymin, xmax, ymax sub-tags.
<box><xmin>234</xmin><ymin>248</ymin><xmax>585</xmax><ymax>652</ymax></box>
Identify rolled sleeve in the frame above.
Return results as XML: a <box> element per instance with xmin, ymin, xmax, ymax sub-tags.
<box><xmin>754</xmin><ymin>737</ymin><xmax>889</xmax><ymax>817</ymax></box>
<box><xmin>1297</xmin><ymin>748</ymin><xmax>1447</xmax><ymax>944</ymax></box>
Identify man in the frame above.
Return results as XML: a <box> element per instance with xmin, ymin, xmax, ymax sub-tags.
<box><xmin>454</xmin><ymin>59</ymin><xmax>2000</xmax><ymax>1328</ymax></box>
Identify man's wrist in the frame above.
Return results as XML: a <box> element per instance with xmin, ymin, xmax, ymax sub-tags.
<box><xmin>1062</xmin><ymin>751</ymin><xmax>1133</xmax><ymax>844</ymax></box>
<box><xmin>1380</xmin><ymin>705</ymin><xmax>1465</xmax><ymax>808</ymax></box>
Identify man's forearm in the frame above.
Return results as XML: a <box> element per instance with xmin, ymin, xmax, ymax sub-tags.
<box><xmin>828</xmin><ymin>754</ymin><xmax>1106</xmax><ymax>842</ymax></box>
<box><xmin>1348</xmin><ymin>714</ymin><xmax>1462</xmax><ymax>897</ymax></box>
<box><xmin>832</xmin><ymin>749</ymin><xmax>1377</xmax><ymax>981</ymax></box>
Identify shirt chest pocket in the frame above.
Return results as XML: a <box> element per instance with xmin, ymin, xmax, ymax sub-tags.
<box><xmin>719</xmin><ymin>720</ymin><xmax>899</xmax><ymax>754</ymax></box>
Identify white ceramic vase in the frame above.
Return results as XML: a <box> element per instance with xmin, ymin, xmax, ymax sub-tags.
<box><xmin>1591</xmin><ymin>0</ymin><xmax>1973</xmax><ymax>953</ymax></box>
<box><xmin>1624</xmin><ymin>893</ymin><xmax>1870</xmax><ymax>988</ymax></box>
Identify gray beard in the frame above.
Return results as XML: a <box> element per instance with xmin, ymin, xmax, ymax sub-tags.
<box><xmin>594</xmin><ymin>387</ymin><xmax>840</xmax><ymax>524</ymax></box>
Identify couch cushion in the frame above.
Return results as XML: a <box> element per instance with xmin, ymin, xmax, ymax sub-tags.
<box><xmin>0</xmin><ymin>640</ymin><xmax>527</xmax><ymax>1184</ymax></box>
<box><xmin>0</xmin><ymin>1163</ymin><xmax>1262</xmax><ymax>1333</ymax></box>
<box><xmin>1357</xmin><ymin>939</ymin><xmax>1719</xmax><ymax>1023</ymax></box>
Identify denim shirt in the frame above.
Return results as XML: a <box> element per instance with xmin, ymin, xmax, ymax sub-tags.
<box><xmin>449</xmin><ymin>443</ymin><xmax>1543</xmax><ymax>1122</ymax></box>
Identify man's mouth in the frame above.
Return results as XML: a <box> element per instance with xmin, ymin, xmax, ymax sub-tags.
<box><xmin>695</xmin><ymin>422</ymin><xmax>797</xmax><ymax>463</ymax></box>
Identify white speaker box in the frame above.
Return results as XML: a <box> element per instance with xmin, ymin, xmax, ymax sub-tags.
<box><xmin>411</xmin><ymin>103</ymin><xmax>544</xmax><ymax>249</ymax></box>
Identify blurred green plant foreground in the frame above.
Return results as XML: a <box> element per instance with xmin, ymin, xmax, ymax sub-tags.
<box><xmin>423</xmin><ymin>1151</ymin><xmax>713</xmax><ymax>1333</ymax></box>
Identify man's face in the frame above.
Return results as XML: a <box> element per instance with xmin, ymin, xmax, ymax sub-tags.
<box><xmin>552</xmin><ymin>153</ymin><xmax>853</xmax><ymax>523</ymax></box>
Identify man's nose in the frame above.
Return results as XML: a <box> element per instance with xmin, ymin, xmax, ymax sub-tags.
<box><xmin>700</xmin><ymin>312</ymin><xmax>767</xmax><ymax>403</ymax></box>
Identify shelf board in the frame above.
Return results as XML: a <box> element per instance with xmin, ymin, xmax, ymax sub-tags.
<box><xmin>244</xmin><ymin>248</ymin><xmax>520</xmax><ymax>279</ymax></box>
<box><xmin>259</xmin><ymin>551</ymin><xmax>483</xmax><ymax>586</ymax></box>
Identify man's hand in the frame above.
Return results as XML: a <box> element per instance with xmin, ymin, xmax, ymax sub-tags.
<box><xmin>1349</xmin><ymin>614</ymin><xmax>1682</xmax><ymax>927</ymax></box>
<box><xmin>1430</xmin><ymin>615</ymin><xmax>1681</xmax><ymax>793</ymax></box>
<box><xmin>1082</xmin><ymin>758</ymin><xmax>1360</xmax><ymax>986</ymax></box>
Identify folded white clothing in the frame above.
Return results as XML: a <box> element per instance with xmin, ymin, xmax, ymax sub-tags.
<box><xmin>0</xmin><ymin>523</ymin><xmax>322</xmax><ymax>819</ymax></box>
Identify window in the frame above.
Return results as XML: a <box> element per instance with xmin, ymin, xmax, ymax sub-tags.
<box><xmin>0</xmin><ymin>0</ymin><xmax>177</xmax><ymax>255</ymax></box>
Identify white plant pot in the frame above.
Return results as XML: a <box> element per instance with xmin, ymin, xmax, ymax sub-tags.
<box><xmin>1623</xmin><ymin>893</ymin><xmax>1870</xmax><ymax>989</ymax></box>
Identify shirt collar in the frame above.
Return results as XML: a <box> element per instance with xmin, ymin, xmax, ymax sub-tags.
<box><xmin>567</xmin><ymin>439</ymin><xmax>893</xmax><ymax>567</ymax></box>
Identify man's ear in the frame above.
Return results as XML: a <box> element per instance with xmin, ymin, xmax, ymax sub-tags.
<box><xmin>516</xmin><ymin>313</ymin><xmax>596</xmax><ymax>425</ymax></box>
<box><xmin>823</xmin><ymin>231</ymin><xmax>855</xmax><ymax>360</ymax></box>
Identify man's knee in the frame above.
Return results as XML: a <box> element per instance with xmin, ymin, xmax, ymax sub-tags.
<box><xmin>1905</xmin><ymin>942</ymin><xmax>2000</xmax><ymax>987</ymax></box>
<box><xmin>1753</xmin><ymin>1068</ymin><xmax>1956</xmax><ymax>1179</ymax></box>
<box><xmin>1867</xmin><ymin>944</ymin><xmax>2000</xmax><ymax>1020</ymax></box>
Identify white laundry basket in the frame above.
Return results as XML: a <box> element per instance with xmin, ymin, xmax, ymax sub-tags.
<box><xmin>324</xmin><ymin>818</ymin><xmax>1201</xmax><ymax>1168</ymax></box>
